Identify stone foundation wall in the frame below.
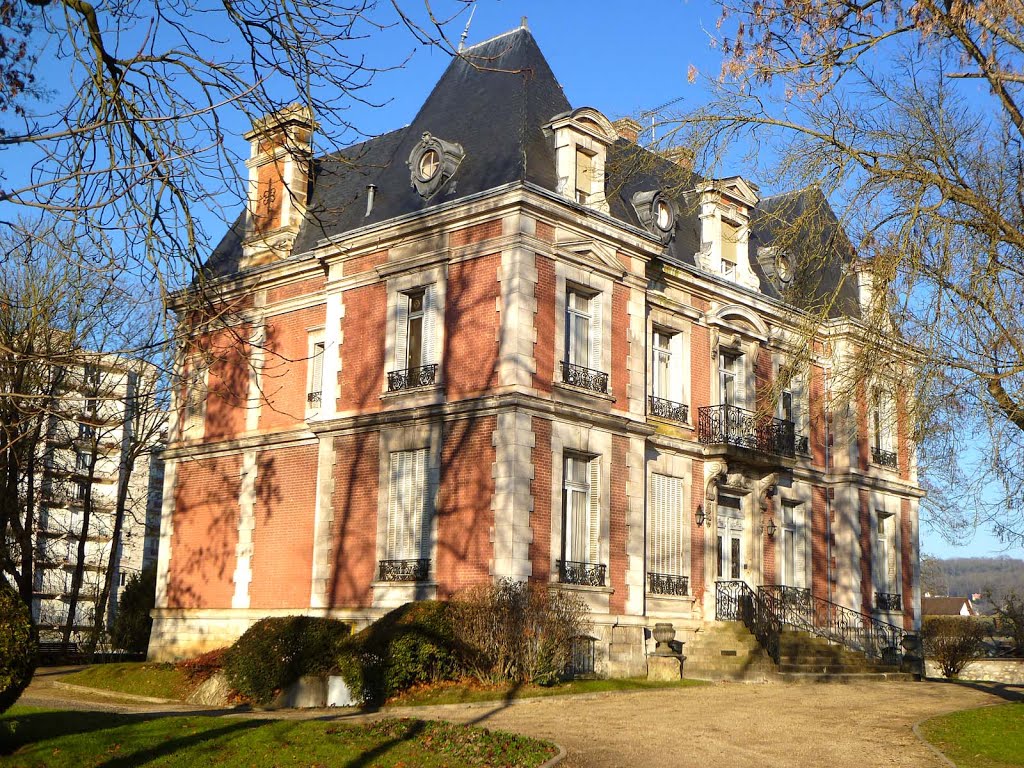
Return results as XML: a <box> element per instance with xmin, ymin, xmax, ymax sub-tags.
<box><xmin>925</xmin><ymin>658</ymin><xmax>1024</xmax><ymax>684</ymax></box>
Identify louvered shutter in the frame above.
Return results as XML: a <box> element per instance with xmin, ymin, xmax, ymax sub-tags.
<box><xmin>387</xmin><ymin>452</ymin><xmax>401</xmax><ymax>558</ymax></box>
<box><xmin>650</xmin><ymin>475</ymin><xmax>666</xmax><ymax>574</ymax></box>
<box><xmin>413</xmin><ymin>448</ymin><xmax>428</xmax><ymax>559</ymax></box>
<box><xmin>588</xmin><ymin>457</ymin><xmax>600</xmax><ymax>564</ymax></box>
<box><xmin>422</xmin><ymin>284</ymin><xmax>436</xmax><ymax>366</ymax></box>
<box><xmin>310</xmin><ymin>342</ymin><xmax>324</xmax><ymax>397</ymax></box>
<box><xmin>887</xmin><ymin>517</ymin><xmax>898</xmax><ymax>590</ymax></box>
<box><xmin>588</xmin><ymin>294</ymin><xmax>602</xmax><ymax>374</ymax></box>
<box><xmin>395</xmin><ymin>293</ymin><xmax>409</xmax><ymax>369</ymax></box>
<box><xmin>793</xmin><ymin>504</ymin><xmax>807</xmax><ymax>589</ymax></box>
<box><xmin>651</xmin><ymin>474</ymin><xmax>685</xmax><ymax>576</ymax></box>
<box><xmin>735</xmin><ymin>354</ymin><xmax>747</xmax><ymax>409</ymax></box>
<box><xmin>792</xmin><ymin>371</ymin><xmax>805</xmax><ymax>434</ymax></box>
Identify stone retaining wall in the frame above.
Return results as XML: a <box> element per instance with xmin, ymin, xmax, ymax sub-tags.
<box><xmin>925</xmin><ymin>657</ymin><xmax>1024</xmax><ymax>684</ymax></box>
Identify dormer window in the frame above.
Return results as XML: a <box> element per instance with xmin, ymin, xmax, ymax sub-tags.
<box><xmin>548</xmin><ymin>107</ymin><xmax>616</xmax><ymax>214</ymax></box>
<box><xmin>631</xmin><ymin>190</ymin><xmax>676</xmax><ymax>243</ymax></box>
<box><xmin>655</xmin><ymin>200</ymin><xmax>672</xmax><ymax>230</ymax></box>
<box><xmin>408</xmin><ymin>133</ymin><xmax>464</xmax><ymax>198</ymax></box>
<box><xmin>721</xmin><ymin>219</ymin><xmax>740</xmax><ymax>281</ymax></box>
<box><xmin>417</xmin><ymin>149</ymin><xmax>440</xmax><ymax>182</ymax></box>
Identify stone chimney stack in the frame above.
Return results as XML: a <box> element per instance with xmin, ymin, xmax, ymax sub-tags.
<box><xmin>242</xmin><ymin>104</ymin><xmax>315</xmax><ymax>266</ymax></box>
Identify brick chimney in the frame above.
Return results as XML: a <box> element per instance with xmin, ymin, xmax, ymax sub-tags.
<box><xmin>613</xmin><ymin>117</ymin><xmax>642</xmax><ymax>143</ymax></box>
<box><xmin>242</xmin><ymin>104</ymin><xmax>315</xmax><ymax>267</ymax></box>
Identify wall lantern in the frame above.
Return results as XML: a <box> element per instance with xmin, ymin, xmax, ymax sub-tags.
<box><xmin>695</xmin><ymin>504</ymin><xmax>706</xmax><ymax>527</ymax></box>
<box><xmin>765</xmin><ymin>517</ymin><xmax>778</xmax><ymax>538</ymax></box>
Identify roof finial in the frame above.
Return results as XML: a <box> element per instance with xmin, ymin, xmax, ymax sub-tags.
<box><xmin>458</xmin><ymin>3</ymin><xmax>477</xmax><ymax>52</ymax></box>
<box><xmin>521</xmin><ymin>16</ymin><xmax>528</xmax><ymax>29</ymax></box>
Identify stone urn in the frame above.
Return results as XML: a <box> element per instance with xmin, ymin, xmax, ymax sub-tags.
<box><xmin>653</xmin><ymin>622</ymin><xmax>676</xmax><ymax>655</ymax></box>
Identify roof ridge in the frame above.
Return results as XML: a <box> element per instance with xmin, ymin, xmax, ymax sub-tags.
<box><xmin>462</xmin><ymin>25</ymin><xmax>526</xmax><ymax>53</ymax></box>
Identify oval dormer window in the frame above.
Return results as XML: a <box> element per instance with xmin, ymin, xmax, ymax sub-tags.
<box><xmin>655</xmin><ymin>199</ymin><xmax>673</xmax><ymax>231</ymax></box>
<box><xmin>417</xmin><ymin>149</ymin><xmax>440</xmax><ymax>182</ymax></box>
<box><xmin>776</xmin><ymin>254</ymin><xmax>793</xmax><ymax>283</ymax></box>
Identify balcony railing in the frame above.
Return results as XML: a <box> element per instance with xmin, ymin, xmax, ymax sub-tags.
<box><xmin>560</xmin><ymin>361</ymin><xmax>609</xmax><ymax>394</ymax></box>
<box><xmin>649</xmin><ymin>396</ymin><xmax>688</xmax><ymax>423</ymax></box>
<box><xmin>378</xmin><ymin>558</ymin><xmax>430</xmax><ymax>582</ymax></box>
<box><xmin>386</xmin><ymin>364</ymin><xmax>438</xmax><ymax>393</ymax></box>
<box><xmin>557</xmin><ymin>559</ymin><xmax>607</xmax><ymax>587</ymax></box>
<box><xmin>871</xmin><ymin>447</ymin><xmax>898</xmax><ymax>469</ymax></box>
<box><xmin>875</xmin><ymin>591</ymin><xmax>903</xmax><ymax>611</ymax></box>
<box><xmin>648</xmin><ymin>572</ymin><xmax>689</xmax><ymax>596</ymax></box>
<box><xmin>306</xmin><ymin>391</ymin><xmax>322</xmax><ymax>404</ymax></box>
<box><xmin>795</xmin><ymin>435</ymin><xmax>810</xmax><ymax>455</ymax></box>
<box><xmin>697</xmin><ymin>404</ymin><xmax>796</xmax><ymax>458</ymax></box>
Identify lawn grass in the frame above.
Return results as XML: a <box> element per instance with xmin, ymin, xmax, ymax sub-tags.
<box><xmin>921</xmin><ymin>702</ymin><xmax>1024</xmax><ymax>768</ymax></box>
<box><xmin>388</xmin><ymin>676</ymin><xmax>707</xmax><ymax>707</ymax></box>
<box><xmin>0</xmin><ymin>707</ymin><xmax>557</xmax><ymax>768</ymax></box>
<box><xmin>61</xmin><ymin>663</ymin><xmax>189</xmax><ymax>700</ymax></box>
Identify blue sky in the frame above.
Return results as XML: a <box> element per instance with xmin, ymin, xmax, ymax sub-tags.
<box><xmin>10</xmin><ymin>0</ymin><xmax>1021</xmax><ymax>561</ymax></box>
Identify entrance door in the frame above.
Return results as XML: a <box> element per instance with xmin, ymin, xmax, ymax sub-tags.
<box><xmin>716</xmin><ymin>495</ymin><xmax>744</xmax><ymax>582</ymax></box>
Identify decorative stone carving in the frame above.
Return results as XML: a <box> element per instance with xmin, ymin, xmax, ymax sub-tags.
<box><xmin>408</xmin><ymin>132</ymin><xmax>465</xmax><ymax>198</ymax></box>
<box><xmin>758</xmin><ymin>472</ymin><xmax>779</xmax><ymax>512</ymax></box>
<box><xmin>705</xmin><ymin>461</ymin><xmax>728</xmax><ymax>502</ymax></box>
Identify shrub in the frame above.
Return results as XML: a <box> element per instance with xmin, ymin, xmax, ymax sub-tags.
<box><xmin>224</xmin><ymin>616</ymin><xmax>350</xmax><ymax>705</ymax></box>
<box><xmin>991</xmin><ymin>591</ymin><xmax>1024</xmax><ymax>656</ymax></box>
<box><xmin>922</xmin><ymin>616</ymin><xmax>987</xmax><ymax>678</ymax></box>
<box><xmin>452</xmin><ymin>579</ymin><xmax>592</xmax><ymax>685</ymax></box>
<box><xmin>176</xmin><ymin>647</ymin><xmax>229</xmax><ymax>688</ymax></box>
<box><xmin>0</xmin><ymin>580</ymin><xmax>36</xmax><ymax>714</ymax></box>
<box><xmin>111</xmin><ymin>566</ymin><xmax>156</xmax><ymax>652</ymax></box>
<box><xmin>334</xmin><ymin>601</ymin><xmax>463</xmax><ymax>705</ymax></box>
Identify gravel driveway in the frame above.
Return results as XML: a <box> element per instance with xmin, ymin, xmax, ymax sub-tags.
<box><xmin>16</xmin><ymin>669</ymin><xmax>1021</xmax><ymax>768</ymax></box>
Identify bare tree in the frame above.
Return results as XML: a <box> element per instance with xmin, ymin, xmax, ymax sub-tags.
<box><xmin>674</xmin><ymin>0</ymin><xmax>1024</xmax><ymax>544</ymax></box>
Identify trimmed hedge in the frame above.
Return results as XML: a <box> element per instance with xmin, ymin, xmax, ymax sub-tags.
<box><xmin>335</xmin><ymin>601</ymin><xmax>463</xmax><ymax>705</ymax></box>
<box><xmin>224</xmin><ymin>616</ymin><xmax>350</xmax><ymax>705</ymax></box>
<box><xmin>0</xmin><ymin>580</ymin><xmax>36</xmax><ymax>714</ymax></box>
<box><xmin>922</xmin><ymin>616</ymin><xmax>987</xmax><ymax>678</ymax></box>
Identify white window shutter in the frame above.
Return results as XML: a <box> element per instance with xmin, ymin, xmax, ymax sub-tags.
<box><xmin>793</xmin><ymin>504</ymin><xmax>807</xmax><ymax>589</ymax></box>
<box><xmin>422</xmin><ymin>284</ymin><xmax>437</xmax><ymax>366</ymax></box>
<box><xmin>650</xmin><ymin>474</ymin><xmax>666</xmax><ymax>574</ymax></box>
<box><xmin>310</xmin><ymin>342</ymin><xmax>324</xmax><ymax>395</ymax></box>
<box><xmin>887</xmin><ymin>518</ymin><xmax>898</xmax><ymax>588</ymax></box>
<box><xmin>387</xmin><ymin>453</ymin><xmax>401</xmax><ymax>558</ymax></box>
<box><xmin>588</xmin><ymin>457</ymin><xmax>600</xmax><ymax>564</ymax></box>
<box><xmin>395</xmin><ymin>293</ymin><xmax>409</xmax><ymax>369</ymax></box>
<box><xmin>670</xmin><ymin>333</ymin><xmax>684</xmax><ymax>403</ymax></box>
<box><xmin>589</xmin><ymin>294</ymin><xmax>602</xmax><ymax>373</ymax></box>
<box><xmin>792</xmin><ymin>371</ymin><xmax>805</xmax><ymax>433</ymax></box>
<box><xmin>736</xmin><ymin>354</ymin><xmax>747</xmax><ymax>410</ymax></box>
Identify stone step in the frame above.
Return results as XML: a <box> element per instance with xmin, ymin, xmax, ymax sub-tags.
<box><xmin>776</xmin><ymin>671</ymin><xmax>918</xmax><ymax>683</ymax></box>
<box><xmin>777</xmin><ymin>663</ymin><xmax>900</xmax><ymax>674</ymax></box>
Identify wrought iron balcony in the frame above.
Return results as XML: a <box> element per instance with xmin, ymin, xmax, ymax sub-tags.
<box><xmin>306</xmin><ymin>391</ymin><xmax>322</xmax><ymax>404</ymax></box>
<box><xmin>560</xmin><ymin>361</ymin><xmax>609</xmax><ymax>394</ymax></box>
<box><xmin>871</xmin><ymin>447</ymin><xmax>898</xmax><ymax>469</ymax></box>
<box><xmin>649</xmin><ymin>396</ymin><xmax>688</xmax><ymax>423</ymax></box>
<box><xmin>386</xmin><ymin>364</ymin><xmax>438</xmax><ymax>393</ymax></box>
<box><xmin>557</xmin><ymin>559</ymin><xmax>607</xmax><ymax>587</ymax></box>
<box><xmin>795</xmin><ymin>435</ymin><xmax>810</xmax><ymax>455</ymax></box>
<box><xmin>697</xmin><ymin>404</ymin><xmax>796</xmax><ymax>458</ymax></box>
<box><xmin>378</xmin><ymin>558</ymin><xmax>430</xmax><ymax>582</ymax></box>
<box><xmin>648</xmin><ymin>572</ymin><xmax>689</xmax><ymax>596</ymax></box>
<box><xmin>875</xmin><ymin>591</ymin><xmax>902</xmax><ymax>611</ymax></box>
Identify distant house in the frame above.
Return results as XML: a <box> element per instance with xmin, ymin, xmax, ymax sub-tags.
<box><xmin>922</xmin><ymin>596</ymin><xmax>978</xmax><ymax>617</ymax></box>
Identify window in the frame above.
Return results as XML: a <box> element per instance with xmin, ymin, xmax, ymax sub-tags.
<box><xmin>719</xmin><ymin>352</ymin><xmax>743</xmax><ymax>408</ymax></box>
<box><xmin>417</xmin><ymin>148</ymin><xmax>440</xmax><ymax>181</ymax></box>
<box><xmin>394</xmin><ymin>286</ymin><xmax>436</xmax><ymax>378</ymax></box>
<box><xmin>575</xmin><ymin>147</ymin><xmax>594</xmax><ymax>204</ymax></box>
<box><xmin>565</xmin><ymin>288</ymin><xmax>604</xmax><ymax>378</ymax></box>
<box><xmin>716</xmin><ymin>495</ymin><xmax>743</xmax><ymax>580</ymax></box>
<box><xmin>780</xmin><ymin>502</ymin><xmax>807</xmax><ymax>589</ymax></box>
<box><xmin>307</xmin><ymin>339</ymin><xmax>325</xmax><ymax>405</ymax></box>
<box><xmin>181</xmin><ymin>363</ymin><xmax>207</xmax><ymax>436</ymax></box>
<box><xmin>876</xmin><ymin>512</ymin><xmax>898</xmax><ymax>597</ymax></box>
<box><xmin>77</xmin><ymin>422</ymin><xmax>95</xmax><ymax>442</ymax></box>
<box><xmin>655</xmin><ymin>199</ymin><xmax>672</xmax><ymax>230</ymax></box>
<box><xmin>652</xmin><ymin>331</ymin><xmax>673</xmax><ymax>400</ymax></box>
<box><xmin>74</xmin><ymin>480</ymin><xmax>88</xmax><ymax>502</ymax></box>
<box><xmin>75</xmin><ymin>450</ymin><xmax>91</xmax><ymax>473</ymax></box>
<box><xmin>385</xmin><ymin>449</ymin><xmax>431</xmax><ymax>566</ymax></box>
<box><xmin>721</xmin><ymin>220</ymin><xmax>739</xmax><ymax>280</ymax></box>
<box><xmin>118</xmin><ymin>572</ymin><xmax>127</xmax><ymax>587</ymax></box>
<box><xmin>870</xmin><ymin>386</ymin><xmax>897</xmax><ymax>467</ymax></box>
<box><xmin>563</xmin><ymin>454</ymin><xmax>599</xmax><ymax>565</ymax></box>
<box><xmin>649</xmin><ymin>474</ymin><xmax>688</xmax><ymax>594</ymax></box>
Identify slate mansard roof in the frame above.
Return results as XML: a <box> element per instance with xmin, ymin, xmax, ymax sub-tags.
<box><xmin>206</xmin><ymin>26</ymin><xmax>859</xmax><ymax>319</ymax></box>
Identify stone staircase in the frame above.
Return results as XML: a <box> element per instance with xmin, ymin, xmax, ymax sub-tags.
<box><xmin>682</xmin><ymin>622</ymin><xmax>916</xmax><ymax>682</ymax></box>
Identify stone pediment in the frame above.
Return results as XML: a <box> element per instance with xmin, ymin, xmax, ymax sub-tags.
<box><xmin>556</xmin><ymin>238</ymin><xmax>627</xmax><ymax>279</ymax></box>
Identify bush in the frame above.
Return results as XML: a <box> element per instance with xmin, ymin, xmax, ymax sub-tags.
<box><xmin>0</xmin><ymin>580</ymin><xmax>36</xmax><ymax>714</ymax></box>
<box><xmin>111</xmin><ymin>566</ymin><xmax>156</xmax><ymax>652</ymax></box>
<box><xmin>334</xmin><ymin>601</ymin><xmax>463</xmax><ymax>705</ymax></box>
<box><xmin>991</xmin><ymin>591</ymin><xmax>1024</xmax><ymax>656</ymax></box>
<box><xmin>922</xmin><ymin>616</ymin><xmax>987</xmax><ymax>678</ymax></box>
<box><xmin>224</xmin><ymin>616</ymin><xmax>350</xmax><ymax>705</ymax></box>
<box><xmin>176</xmin><ymin>647</ymin><xmax>229</xmax><ymax>688</ymax></box>
<box><xmin>452</xmin><ymin>579</ymin><xmax>592</xmax><ymax>685</ymax></box>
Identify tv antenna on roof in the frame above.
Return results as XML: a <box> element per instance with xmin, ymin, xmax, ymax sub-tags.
<box><xmin>640</xmin><ymin>95</ymin><xmax>685</xmax><ymax>143</ymax></box>
<box><xmin>458</xmin><ymin>3</ymin><xmax>477</xmax><ymax>52</ymax></box>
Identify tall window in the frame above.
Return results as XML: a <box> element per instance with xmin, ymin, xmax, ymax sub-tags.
<box><xmin>395</xmin><ymin>286</ymin><xmax>436</xmax><ymax>373</ymax></box>
<box><xmin>652</xmin><ymin>331</ymin><xmax>672</xmax><ymax>400</ymax></box>
<box><xmin>716</xmin><ymin>495</ymin><xmax>743</xmax><ymax>580</ymax></box>
<box><xmin>565</xmin><ymin>288</ymin><xmax>601</xmax><ymax>371</ymax></box>
<box><xmin>649</xmin><ymin>474</ymin><xmax>686</xmax><ymax>577</ymax></box>
<box><xmin>563</xmin><ymin>454</ymin><xmax>599</xmax><ymax>564</ymax></box>
<box><xmin>876</xmin><ymin>512</ymin><xmax>897</xmax><ymax>595</ymax></box>
<box><xmin>575</xmin><ymin>147</ymin><xmax>593</xmax><ymax>204</ymax></box>
<box><xmin>719</xmin><ymin>352</ymin><xmax>742</xmax><ymax>408</ymax></box>
<box><xmin>307</xmin><ymin>340</ymin><xmax>325</xmax><ymax>405</ymax></box>
<box><xmin>781</xmin><ymin>501</ymin><xmax>807</xmax><ymax>589</ymax></box>
<box><xmin>386</xmin><ymin>449</ymin><xmax>430</xmax><ymax>563</ymax></box>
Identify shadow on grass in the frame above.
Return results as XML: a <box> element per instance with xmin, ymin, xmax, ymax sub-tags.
<box><xmin>928</xmin><ymin>677</ymin><xmax>1024</xmax><ymax>703</ymax></box>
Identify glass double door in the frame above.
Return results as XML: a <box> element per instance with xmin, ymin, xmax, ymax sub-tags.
<box><xmin>716</xmin><ymin>495</ymin><xmax>744</xmax><ymax>582</ymax></box>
